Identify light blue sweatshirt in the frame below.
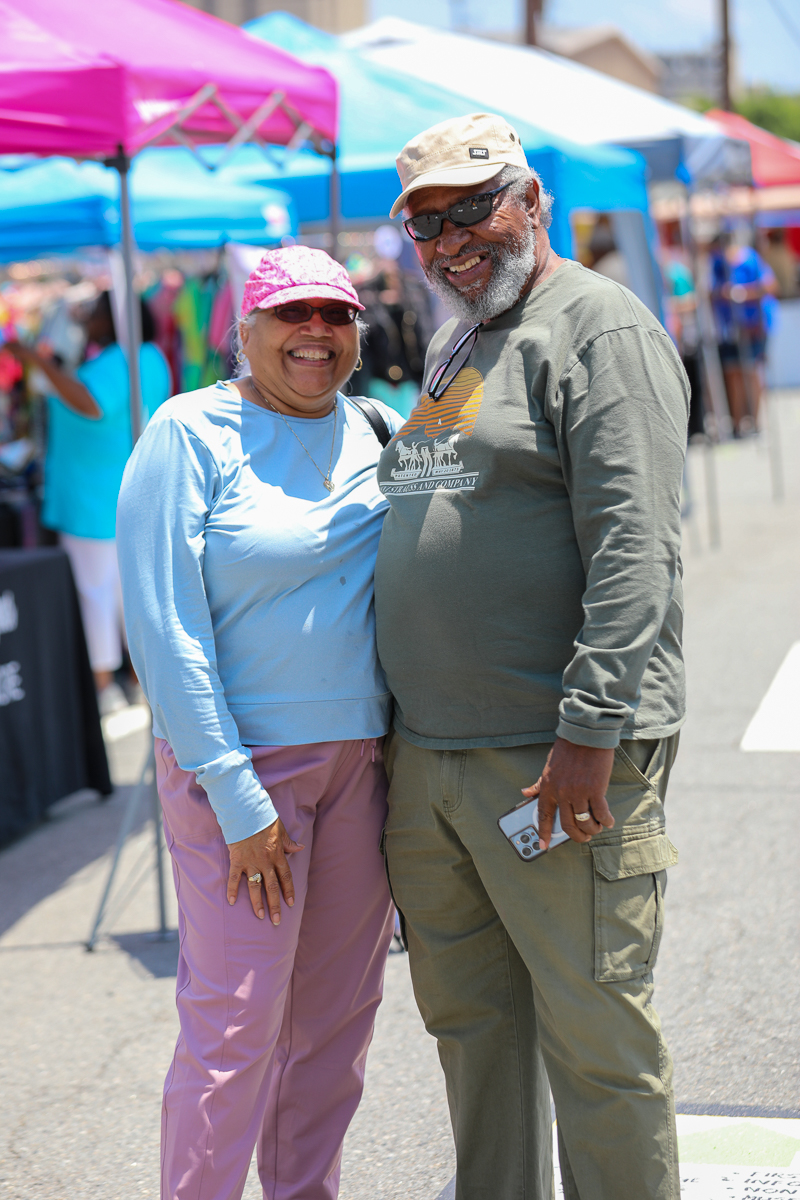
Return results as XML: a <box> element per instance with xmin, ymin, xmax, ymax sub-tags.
<box><xmin>116</xmin><ymin>381</ymin><xmax>403</xmax><ymax>844</ymax></box>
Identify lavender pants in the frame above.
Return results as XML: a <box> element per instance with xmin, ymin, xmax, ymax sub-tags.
<box><xmin>155</xmin><ymin>738</ymin><xmax>394</xmax><ymax>1200</ymax></box>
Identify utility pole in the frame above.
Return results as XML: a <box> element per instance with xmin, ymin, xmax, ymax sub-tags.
<box><xmin>720</xmin><ymin>0</ymin><xmax>732</xmax><ymax>110</ymax></box>
<box><xmin>525</xmin><ymin>0</ymin><xmax>543</xmax><ymax>46</ymax></box>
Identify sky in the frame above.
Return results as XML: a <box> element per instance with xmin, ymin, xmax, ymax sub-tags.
<box><xmin>370</xmin><ymin>0</ymin><xmax>800</xmax><ymax>93</ymax></box>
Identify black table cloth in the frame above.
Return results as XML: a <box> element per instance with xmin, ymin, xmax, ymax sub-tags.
<box><xmin>0</xmin><ymin>548</ymin><xmax>111</xmax><ymax>847</ymax></box>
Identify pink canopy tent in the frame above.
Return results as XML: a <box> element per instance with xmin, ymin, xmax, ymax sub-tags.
<box><xmin>0</xmin><ymin>0</ymin><xmax>337</xmax><ymax>157</ymax></box>
<box><xmin>0</xmin><ymin>6</ymin><xmax>129</xmax><ymax>157</ymax></box>
<box><xmin>0</xmin><ymin>0</ymin><xmax>338</xmax><ymax>439</ymax></box>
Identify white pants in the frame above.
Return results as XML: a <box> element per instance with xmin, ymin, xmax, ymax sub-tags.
<box><xmin>61</xmin><ymin>533</ymin><xmax>124</xmax><ymax>674</ymax></box>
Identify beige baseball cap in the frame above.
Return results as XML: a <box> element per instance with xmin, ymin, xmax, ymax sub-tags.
<box><xmin>390</xmin><ymin>112</ymin><xmax>528</xmax><ymax>219</ymax></box>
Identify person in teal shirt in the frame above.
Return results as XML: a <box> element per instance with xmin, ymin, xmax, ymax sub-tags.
<box><xmin>9</xmin><ymin>292</ymin><xmax>170</xmax><ymax>709</ymax></box>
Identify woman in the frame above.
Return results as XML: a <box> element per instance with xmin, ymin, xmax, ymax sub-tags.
<box><xmin>9</xmin><ymin>292</ymin><xmax>170</xmax><ymax>711</ymax></box>
<box><xmin>116</xmin><ymin>246</ymin><xmax>403</xmax><ymax>1200</ymax></box>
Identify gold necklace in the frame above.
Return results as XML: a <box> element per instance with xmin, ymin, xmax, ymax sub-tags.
<box><xmin>249</xmin><ymin>377</ymin><xmax>338</xmax><ymax>493</ymax></box>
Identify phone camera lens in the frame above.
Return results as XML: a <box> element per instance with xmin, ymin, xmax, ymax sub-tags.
<box><xmin>522</xmin><ymin>846</ymin><xmax>532</xmax><ymax>856</ymax></box>
<box><xmin>520</xmin><ymin>833</ymin><xmax>530</xmax><ymax>844</ymax></box>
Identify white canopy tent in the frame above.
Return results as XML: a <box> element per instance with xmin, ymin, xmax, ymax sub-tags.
<box><xmin>343</xmin><ymin>18</ymin><xmax>751</xmax><ymax>188</ymax></box>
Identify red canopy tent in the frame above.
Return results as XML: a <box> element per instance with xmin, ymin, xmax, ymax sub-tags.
<box><xmin>0</xmin><ymin>0</ymin><xmax>338</xmax><ymax>437</ymax></box>
<box><xmin>705</xmin><ymin>110</ymin><xmax>800</xmax><ymax>188</ymax></box>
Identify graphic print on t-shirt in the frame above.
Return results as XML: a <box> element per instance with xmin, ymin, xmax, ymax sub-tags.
<box><xmin>379</xmin><ymin>366</ymin><xmax>484</xmax><ymax>496</ymax></box>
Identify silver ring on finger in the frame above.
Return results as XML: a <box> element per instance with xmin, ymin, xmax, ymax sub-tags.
<box><xmin>574</xmin><ymin>811</ymin><xmax>592</xmax><ymax>823</ymax></box>
<box><xmin>248</xmin><ymin>872</ymin><xmax>263</xmax><ymax>884</ymax></box>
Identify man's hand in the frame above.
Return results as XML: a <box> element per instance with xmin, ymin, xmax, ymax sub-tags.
<box><xmin>227</xmin><ymin>818</ymin><xmax>303</xmax><ymax>924</ymax></box>
<box><xmin>521</xmin><ymin>738</ymin><xmax>615</xmax><ymax>849</ymax></box>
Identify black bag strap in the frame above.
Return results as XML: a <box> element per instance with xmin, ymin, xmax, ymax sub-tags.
<box><xmin>347</xmin><ymin>396</ymin><xmax>393</xmax><ymax>448</ymax></box>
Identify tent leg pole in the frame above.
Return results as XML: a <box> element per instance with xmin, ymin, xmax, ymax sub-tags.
<box><xmin>703</xmin><ymin>435</ymin><xmax>722</xmax><ymax>550</ymax></box>
<box><xmin>329</xmin><ymin>148</ymin><xmax>341</xmax><ymax>262</ymax></box>
<box><xmin>767</xmin><ymin>391</ymin><xmax>785</xmax><ymax>503</ymax></box>
<box><xmin>85</xmin><ymin>745</ymin><xmax>152</xmax><ymax>950</ymax></box>
<box><xmin>151</xmin><ymin>762</ymin><xmax>171</xmax><ymax>940</ymax></box>
<box><xmin>114</xmin><ymin>149</ymin><xmax>143</xmax><ymax>445</ymax></box>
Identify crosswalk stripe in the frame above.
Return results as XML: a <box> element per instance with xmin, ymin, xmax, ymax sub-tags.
<box><xmin>741</xmin><ymin>641</ymin><xmax>800</xmax><ymax>752</ymax></box>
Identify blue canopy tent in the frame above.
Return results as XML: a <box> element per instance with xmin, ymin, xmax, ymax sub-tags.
<box><xmin>0</xmin><ymin>153</ymin><xmax>296</xmax><ymax>261</ymax></box>
<box><xmin>237</xmin><ymin>13</ymin><xmax>649</xmax><ymax>263</ymax></box>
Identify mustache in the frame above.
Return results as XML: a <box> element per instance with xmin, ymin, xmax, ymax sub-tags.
<box><xmin>420</xmin><ymin>224</ymin><xmax>538</xmax><ymax>324</ymax></box>
<box><xmin>424</xmin><ymin>242</ymin><xmax>501</xmax><ymax>289</ymax></box>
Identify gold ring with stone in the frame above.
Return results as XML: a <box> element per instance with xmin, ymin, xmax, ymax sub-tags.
<box><xmin>248</xmin><ymin>872</ymin><xmax>263</xmax><ymax>884</ymax></box>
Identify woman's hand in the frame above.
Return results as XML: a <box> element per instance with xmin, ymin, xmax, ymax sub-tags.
<box><xmin>227</xmin><ymin>818</ymin><xmax>303</xmax><ymax>924</ymax></box>
<box><xmin>4</xmin><ymin>339</ymin><xmax>35</xmax><ymax>366</ymax></box>
<box><xmin>4</xmin><ymin>340</ymin><xmax>101</xmax><ymax>418</ymax></box>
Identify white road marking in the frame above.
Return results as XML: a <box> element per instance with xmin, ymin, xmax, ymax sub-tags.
<box><xmin>552</xmin><ymin>1116</ymin><xmax>800</xmax><ymax>1197</ymax></box>
<box><xmin>741</xmin><ymin>641</ymin><xmax>800</xmax><ymax>751</ymax></box>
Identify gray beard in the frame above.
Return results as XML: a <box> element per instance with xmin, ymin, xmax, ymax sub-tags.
<box><xmin>422</xmin><ymin>225</ymin><xmax>537</xmax><ymax>323</ymax></box>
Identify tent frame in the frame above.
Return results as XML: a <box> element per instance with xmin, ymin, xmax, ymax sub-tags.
<box><xmin>101</xmin><ymin>88</ymin><xmax>338</xmax><ymax>446</ymax></box>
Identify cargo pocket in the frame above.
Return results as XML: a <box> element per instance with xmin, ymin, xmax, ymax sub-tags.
<box><xmin>379</xmin><ymin>825</ymin><xmax>408</xmax><ymax>950</ymax></box>
<box><xmin>591</xmin><ymin>831</ymin><xmax>678</xmax><ymax>983</ymax></box>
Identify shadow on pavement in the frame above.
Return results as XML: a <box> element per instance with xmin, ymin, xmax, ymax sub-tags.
<box><xmin>0</xmin><ymin>783</ymin><xmax>150</xmax><ymax>939</ymax></box>
<box><xmin>112</xmin><ymin>930</ymin><xmax>180</xmax><ymax>978</ymax></box>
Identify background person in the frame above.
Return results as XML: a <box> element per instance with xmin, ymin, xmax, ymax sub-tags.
<box><xmin>661</xmin><ymin>221</ymin><xmax>705</xmax><ymax>438</ymax></box>
<box><xmin>759</xmin><ymin>226</ymin><xmax>799</xmax><ymax>299</ymax></box>
<box><xmin>350</xmin><ymin>256</ymin><xmax>435</xmax><ymax>418</ymax></box>
<box><xmin>709</xmin><ymin>230</ymin><xmax>777</xmax><ymax>435</ymax></box>
<box><xmin>376</xmin><ymin>113</ymin><xmax>689</xmax><ymax>1200</ymax></box>
<box><xmin>586</xmin><ymin>213</ymin><xmax>631</xmax><ymax>287</ymax></box>
<box><xmin>116</xmin><ymin>246</ymin><xmax>402</xmax><ymax>1200</ymax></box>
<box><xmin>7</xmin><ymin>292</ymin><xmax>170</xmax><ymax>711</ymax></box>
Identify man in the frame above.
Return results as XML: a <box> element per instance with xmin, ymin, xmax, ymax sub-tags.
<box><xmin>374</xmin><ymin>113</ymin><xmax>689</xmax><ymax>1199</ymax></box>
<box><xmin>709</xmin><ymin>230</ymin><xmax>776</xmax><ymax>436</ymax></box>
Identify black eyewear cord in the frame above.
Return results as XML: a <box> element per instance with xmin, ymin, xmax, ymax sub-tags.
<box><xmin>403</xmin><ymin>181</ymin><xmax>512</xmax><ymax>243</ymax></box>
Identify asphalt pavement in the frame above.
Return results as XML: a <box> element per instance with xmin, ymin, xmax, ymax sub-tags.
<box><xmin>0</xmin><ymin>390</ymin><xmax>798</xmax><ymax>1200</ymax></box>
<box><xmin>659</xmin><ymin>391</ymin><xmax>800</xmax><ymax>1115</ymax></box>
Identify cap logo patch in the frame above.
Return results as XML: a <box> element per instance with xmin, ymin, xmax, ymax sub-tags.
<box><xmin>469</xmin><ymin>147</ymin><xmax>489</xmax><ymax>159</ymax></box>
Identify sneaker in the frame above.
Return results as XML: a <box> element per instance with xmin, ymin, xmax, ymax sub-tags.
<box><xmin>98</xmin><ymin>681</ymin><xmax>129</xmax><ymax>716</ymax></box>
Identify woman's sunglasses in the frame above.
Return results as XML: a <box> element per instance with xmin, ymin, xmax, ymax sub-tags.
<box><xmin>403</xmin><ymin>182</ymin><xmax>511</xmax><ymax>243</ymax></box>
<box><xmin>272</xmin><ymin>301</ymin><xmax>358</xmax><ymax>326</ymax></box>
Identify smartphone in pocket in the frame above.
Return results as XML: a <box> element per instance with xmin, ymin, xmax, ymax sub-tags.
<box><xmin>497</xmin><ymin>796</ymin><xmax>571</xmax><ymax>862</ymax></box>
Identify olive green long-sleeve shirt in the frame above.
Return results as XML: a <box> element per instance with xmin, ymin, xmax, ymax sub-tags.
<box><xmin>374</xmin><ymin>260</ymin><xmax>689</xmax><ymax>750</ymax></box>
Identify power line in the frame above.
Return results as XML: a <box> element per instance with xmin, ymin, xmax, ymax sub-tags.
<box><xmin>764</xmin><ymin>0</ymin><xmax>800</xmax><ymax>53</ymax></box>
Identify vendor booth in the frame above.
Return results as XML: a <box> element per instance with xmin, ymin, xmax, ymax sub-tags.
<box><xmin>0</xmin><ymin>0</ymin><xmax>337</xmax><ymax>439</ymax></box>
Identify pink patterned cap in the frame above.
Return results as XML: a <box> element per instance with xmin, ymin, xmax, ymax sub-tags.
<box><xmin>240</xmin><ymin>245</ymin><xmax>364</xmax><ymax>318</ymax></box>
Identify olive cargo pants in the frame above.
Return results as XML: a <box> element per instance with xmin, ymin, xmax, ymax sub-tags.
<box><xmin>384</xmin><ymin>732</ymin><xmax>680</xmax><ymax>1200</ymax></box>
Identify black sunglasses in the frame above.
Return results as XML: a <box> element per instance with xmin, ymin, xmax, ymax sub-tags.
<box><xmin>403</xmin><ymin>182</ymin><xmax>512</xmax><ymax>243</ymax></box>
<box><xmin>427</xmin><ymin>323</ymin><xmax>481</xmax><ymax>402</ymax></box>
<box><xmin>273</xmin><ymin>301</ymin><xmax>358</xmax><ymax>326</ymax></box>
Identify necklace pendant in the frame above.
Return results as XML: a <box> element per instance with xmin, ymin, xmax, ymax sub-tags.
<box><xmin>324</xmin><ymin>479</ymin><xmax>335</xmax><ymax>493</ymax></box>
